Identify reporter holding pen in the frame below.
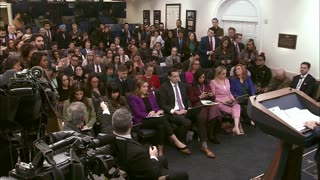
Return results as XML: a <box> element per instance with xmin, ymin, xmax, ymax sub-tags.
<box><xmin>304</xmin><ymin>121</ymin><xmax>320</xmax><ymax>179</ymax></box>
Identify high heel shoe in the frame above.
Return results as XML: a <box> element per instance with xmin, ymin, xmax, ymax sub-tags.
<box><xmin>232</xmin><ymin>128</ymin><xmax>244</xmax><ymax>136</ymax></box>
<box><xmin>177</xmin><ymin>146</ymin><xmax>191</xmax><ymax>155</ymax></box>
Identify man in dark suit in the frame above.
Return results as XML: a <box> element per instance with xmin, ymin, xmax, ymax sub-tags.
<box><xmin>173</xmin><ymin>19</ymin><xmax>188</xmax><ymax>38</ymax></box>
<box><xmin>55</xmin><ymin>24</ymin><xmax>71</xmax><ymax>50</ymax></box>
<box><xmin>39</xmin><ymin>28</ymin><xmax>50</xmax><ymax>50</ymax></box>
<box><xmin>81</xmin><ymin>40</ymin><xmax>91</xmax><ymax>57</ymax></box>
<box><xmin>233</xmin><ymin>33</ymin><xmax>245</xmax><ymax>64</ymax></box>
<box><xmin>112</xmin><ymin>65</ymin><xmax>136</xmax><ymax>96</ymax></box>
<box><xmin>0</xmin><ymin>27</ymin><xmax>7</xmax><ymax>47</ymax></box>
<box><xmin>158</xmin><ymin>68</ymin><xmax>216</xmax><ymax>158</ymax></box>
<box><xmin>111</xmin><ymin>108</ymin><xmax>189</xmax><ymax>180</ymax></box>
<box><xmin>141</xmin><ymin>24</ymin><xmax>152</xmax><ymax>48</ymax></box>
<box><xmin>87</xmin><ymin>54</ymin><xmax>106</xmax><ymax>75</ymax></box>
<box><xmin>69</xmin><ymin>23</ymin><xmax>82</xmax><ymax>47</ymax></box>
<box><xmin>64</xmin><ymin>54</ymin><xmax>79</xmax><ymax>77</ymax></box>
<box><xmin>120</xmin><ymin>23</ymin><xmax>133</xmax><ymax>47</ymax></box>
<box><xmin>172</xmin><ymin>30</ymin><xmax>187</xmax><ymax>62</ymax></box>
<box><xmin>44</xmin><ymin>21</ymin><xmax>55</xmax><ymax>47</ymax></box>
<box><xmin>6</xmin><ymin>24</ymin><xmax>17</xmax><ymax>40</ymax></box>
<box><xmin>290</xmin><ymin>62</ymin><xmax>316</xmax><ymax>97</ymax></box>
<box><xmin>199</xmin><ymin>28</ymin><xmax>221</xmax><ymax>68</ymax></box>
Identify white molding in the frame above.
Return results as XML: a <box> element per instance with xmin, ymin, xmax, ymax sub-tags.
<box><xmin>0</xmin><ymin>2</ymin><xmax>7</xmax><ymax>8</ymax></box>
<box><xmin>221</xmin><ymin>15</ymin><xmax>259</xmax><ymax>22</ymax></box>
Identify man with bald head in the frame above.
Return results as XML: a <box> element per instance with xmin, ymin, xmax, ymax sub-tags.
<box><xmin>264</xmin><ymin>68</ymin><xmax>291</xmax><ymax>92</ymax></box>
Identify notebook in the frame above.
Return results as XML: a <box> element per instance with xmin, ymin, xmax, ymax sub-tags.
<box><xmin>235</xmin><ymin>94</ymin><xmax>249</xmax><ymax>104</ymax></box>
<box><xmin>185</xmin><ymin>105</ymin><xmax>204</xmax><ymax>117</ymax></box>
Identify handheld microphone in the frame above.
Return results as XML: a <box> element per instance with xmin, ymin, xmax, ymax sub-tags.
<box><xmin>92</xmin><ymin>90</ymin><xmax>103</xmax><ymax>102</ymax></box>
<box><xmin>86</xmin><ymin>134</ymin><xmax>115</xmax><ymax>148</ymax></box>
<box><xmin>92</xmin><ymin>91</ymin><xmax>110</xmax><ymax>115</ymax></box>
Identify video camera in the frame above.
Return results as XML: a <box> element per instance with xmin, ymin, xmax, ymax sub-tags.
<box><xmin>9</xmin><ymin>132</ymin><xmax>119</xmax><ymax>180</ymax></box>
<box><xmin>0</xmin><ymin>67</ymin><xmax>59</xmax><ymax>176</ymax></box>
<box><xmin>0</xmin><ymin>67</ymin><xmax>58</xmax><ymax>129</ymax></box>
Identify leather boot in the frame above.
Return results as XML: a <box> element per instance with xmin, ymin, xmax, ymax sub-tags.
<box><xmin>208</xmin><ymin>120</ymin><xmax>220</xmax><ymax>144</ymax></box>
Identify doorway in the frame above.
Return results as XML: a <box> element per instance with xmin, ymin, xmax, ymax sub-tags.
<box><xmin>216</xmin><ymin>0</ymin><xmax>261</xmax><ymax>50</ymax></box>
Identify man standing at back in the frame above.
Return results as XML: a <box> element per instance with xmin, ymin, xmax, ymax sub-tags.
<box><xmin>233</xmin><ymin>33</ymin><xmax>245</xmax><ymax>64</ymax></box>
<box><xmin>199</xmin><ymin>28</ymin><xmax>220</xmax><ymax>68</ymax></box>
<box><xmin>290</xmin><ymin>62</ymin><xmax>316</xmax><ymax>97</ymax></box>
<box><xmin>111</xmin><ymin>108</ymin><xmax>189</xmax><ymax>180</ymax></box>
<box><xmin>173</xmin><ymin>19</ymin><xmax>188</xmax><ymax>38</ymax></box>
<box><xmin>209</xmin><ymin>18</ymin><xmax>224</xmax><ymax>39</ymax></box>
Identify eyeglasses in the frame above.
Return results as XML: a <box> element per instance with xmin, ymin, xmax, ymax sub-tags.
<box><xmin>72</xmin><ymin>59</ymin><xmax>78</xmax><ymax>61</ymax></box>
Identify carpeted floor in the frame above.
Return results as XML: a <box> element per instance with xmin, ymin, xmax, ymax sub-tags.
<box><xmin>163</xmin><ymin>125</ymin><xmax>318</xmax><ymax>180</ymax></box>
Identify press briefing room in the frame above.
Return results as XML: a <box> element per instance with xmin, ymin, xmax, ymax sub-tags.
<box><xmin>0</xmin><ymin>0</ymin><xmax>319</xmax><ymax>179</ymax></box>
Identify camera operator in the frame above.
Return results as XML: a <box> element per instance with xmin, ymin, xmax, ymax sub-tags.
<box><xmin>63</xmin><ymin>101</ymin><xmax>94</xmax><ymax>137</ymax></box>
<box><xmin>111</xmin><ymin>108</ymin><xmax>189</xmax><ymax>180</ymax></box>
<box><xmin>1</xmin><ymin>55</ymin><xmax>22</xmax><ymax>74</ymax></box>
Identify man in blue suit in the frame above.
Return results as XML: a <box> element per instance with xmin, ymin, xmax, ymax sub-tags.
<box><xmin>199</xmin><ymin>28</ymin><xmax>220</xmax><ymax>68</ymax></box>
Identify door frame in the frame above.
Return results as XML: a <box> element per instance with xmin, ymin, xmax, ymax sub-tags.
<box><xmin>214</xmin><ymin>0</ymin><xmax>263</xmax><ymax>52</ymax></box>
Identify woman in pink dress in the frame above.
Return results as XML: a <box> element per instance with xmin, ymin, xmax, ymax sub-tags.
<box><xmin>210</xmin><ymin>66</ymin><xmax>244</xmax><ymax>135</ymax></box>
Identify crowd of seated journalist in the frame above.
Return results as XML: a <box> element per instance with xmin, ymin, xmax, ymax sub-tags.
<box><xmin>0</xmin><ymin>17</ymin><xmax>319</xmax><ymax>180</ymax></box>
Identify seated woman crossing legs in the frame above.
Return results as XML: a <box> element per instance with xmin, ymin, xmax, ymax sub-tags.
<box><xmin>129</xmin><ymin>79</ymin><xmax>191</xmax><ymax>155</ymax></box>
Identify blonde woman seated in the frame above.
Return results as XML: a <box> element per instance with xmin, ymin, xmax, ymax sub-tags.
<box><xmin>210</xmin><ymin>66</ymin><xmax>243</xmax><ymax>135</ymax></box>
<box><xmin>129</xmin><ymin>79</ymin><xmax>190</xmax><ymax>156</ymax></box>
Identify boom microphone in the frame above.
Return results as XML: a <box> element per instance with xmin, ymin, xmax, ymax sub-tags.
<box><xmin>49</xmin><ymin>136</ymin><xmax>80</xmax><ymax>150</ymax></box>
<box><xmin>86</xmin><ymin>134</ymin><xmax>115</xmax><ymax>148</ymax></box>
<box><xmin>48</xmin><ymin>131</ymin><xmax>82</xmax><ymax>143</ymax></box>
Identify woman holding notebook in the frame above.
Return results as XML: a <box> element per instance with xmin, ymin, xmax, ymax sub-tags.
<box><xmin>230</xmin><ymin>64</ymin><xmax>255</xmax><ymax>125</ymax></box>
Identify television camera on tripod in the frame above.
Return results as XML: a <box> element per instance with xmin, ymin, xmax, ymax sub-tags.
<box><xmin>0</xmin><ymin>67</ymin><xmax>59</xmax><ymax>176</ymax></box>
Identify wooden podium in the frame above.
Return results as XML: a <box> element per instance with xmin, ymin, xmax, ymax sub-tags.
<box><xmin>247</xmin><ymin>88</ymin><xmax>320</xmax><ymax>180</ymax></box>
